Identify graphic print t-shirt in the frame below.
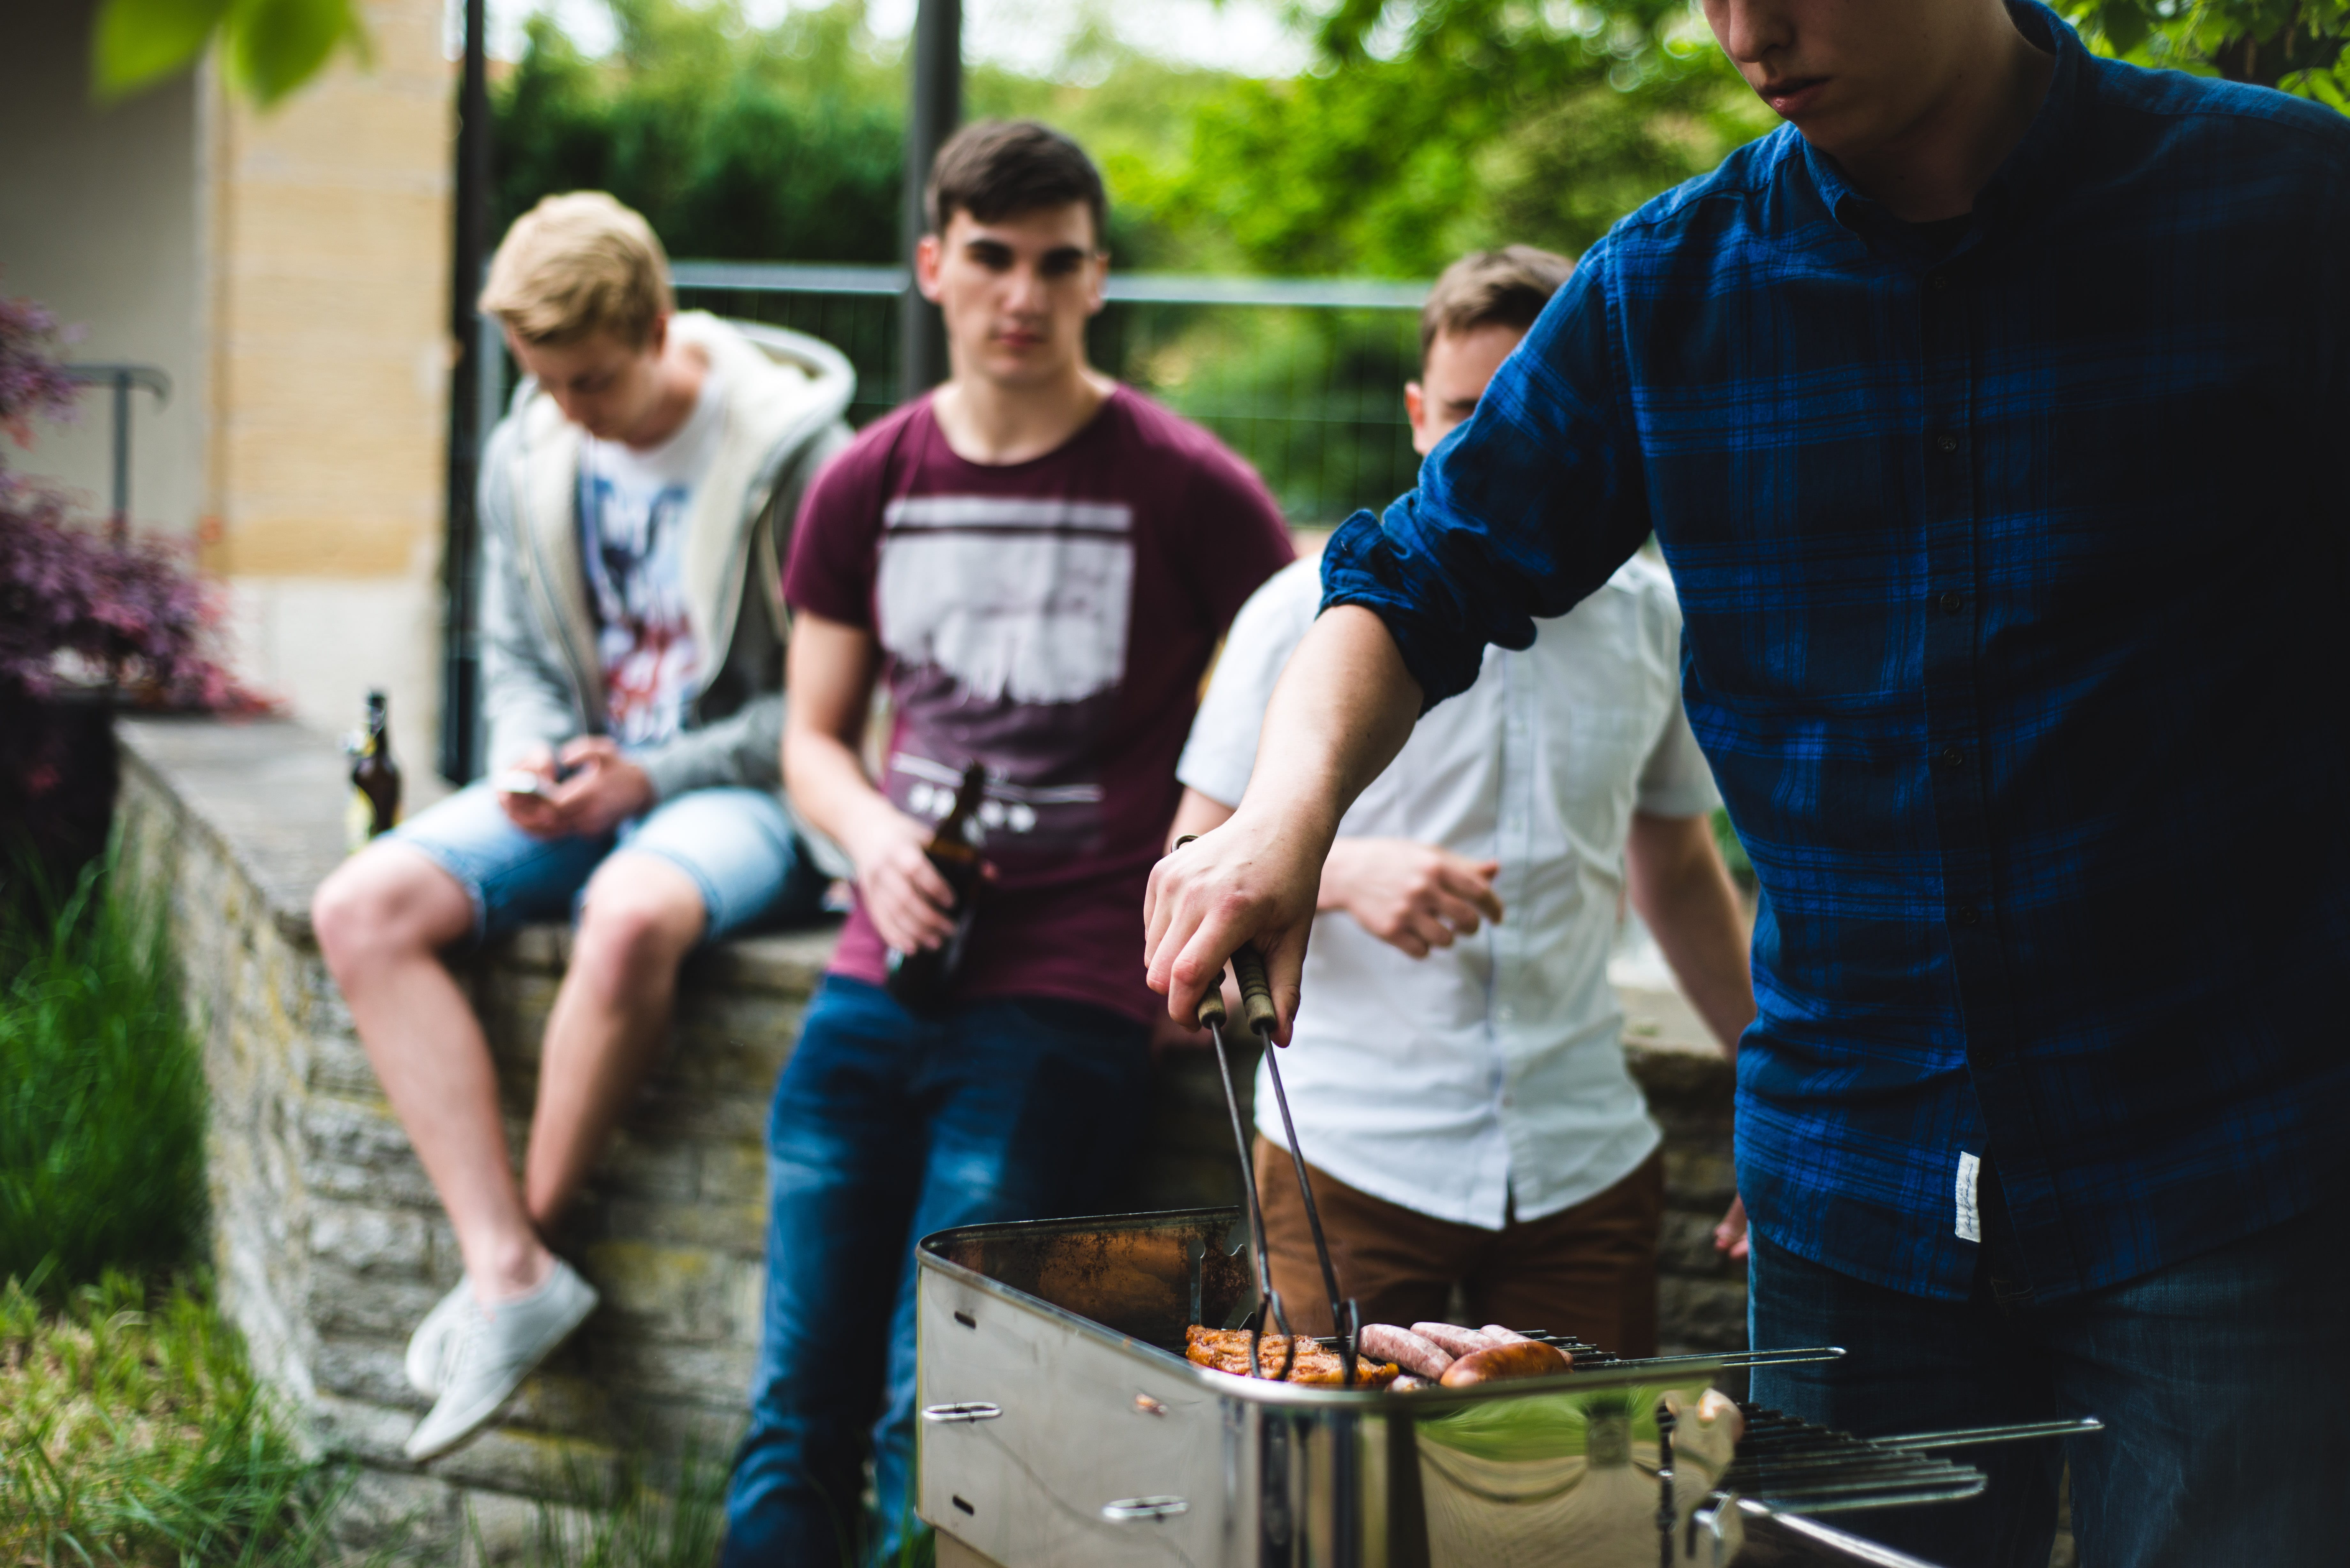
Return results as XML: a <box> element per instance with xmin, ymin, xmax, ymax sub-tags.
<box><xmin>577</xmin><ymin>370</ymin><xmax>725</xmax><ymax>745</ymax></box>
<box><xmin>785</xmin><ymin>386</ymin><xmax>1295</xmax><ymax>1020</ymax></box>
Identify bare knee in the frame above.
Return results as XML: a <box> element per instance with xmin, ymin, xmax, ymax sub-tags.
<box><xmin>312</xmin><ymin>847</ymin><xmax>469</xmax><ymax>981</ymax></box>
<box><xmin>571</xmin><ymin>855</ymin><xmax>705</xmax><ymax>997</ymax></box>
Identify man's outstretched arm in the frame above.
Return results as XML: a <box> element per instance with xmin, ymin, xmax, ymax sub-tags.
<box><xmin>1143</xmin><ymin>605</ymin><xmax>1423</xmax><ymax>1040</ymax></box>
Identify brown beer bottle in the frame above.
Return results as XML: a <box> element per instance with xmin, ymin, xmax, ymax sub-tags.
<box><xmin>884</xmin><ymin>761</ymin><xmax>987</xmax><ymax>1014</ymax></box>
<box><xmin>344</xmin><ymin>689</ymin><xmax>402</xmax><ymax>852</ymax></box>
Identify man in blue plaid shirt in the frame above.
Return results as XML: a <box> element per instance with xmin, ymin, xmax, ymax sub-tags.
<box><xmin>1147</xmin><ymin>2</ymin><xmax>2348</xmax><ymax>1562</ymax></box>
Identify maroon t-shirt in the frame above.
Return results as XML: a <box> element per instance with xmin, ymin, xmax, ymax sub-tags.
<box><xmin>785</xmin><ymin>386</ymin><xmax>1295</xmax><ymax>1021</ymax></box>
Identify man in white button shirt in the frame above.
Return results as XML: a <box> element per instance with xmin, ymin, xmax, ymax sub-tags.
<box><xmin>1171</xmin><ymin>248</ymin><xmax>1756</xmax><ymax>1354</ymax></box>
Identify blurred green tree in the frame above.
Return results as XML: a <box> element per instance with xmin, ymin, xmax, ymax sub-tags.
<box><xmin>493</xmin><ymin>0</ymin><xmax>906</xmax><ymax>261</ymax></box>
<box><xmin>1126</xmin><ymin>0</ymin><xmax>1776</xmax><ymax>276</ymax></box>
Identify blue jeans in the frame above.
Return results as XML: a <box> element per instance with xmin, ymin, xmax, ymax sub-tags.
<box><xmin>721</xmin><ymin>977</ymin><xmax>1151</xmax><ymax>1567</ymax></box>
<box><xmin>388</xmin><ymin>780</ymin><xmax>827</xmax><ymax>944</ymax></box>
<box><xmin>1749</xmin><ymin>1171</ymin><xmax>2348</xmax><ymax>1567</ymax></box>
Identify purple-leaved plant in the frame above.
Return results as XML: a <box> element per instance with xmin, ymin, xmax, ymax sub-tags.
<box><xmin>0</xmin><ymin>292</ymin><xmax>257</xmax><ymax>710</ymax></box>
<box><xmin>0</xmin><ymin>296</ymin><xmax>80</xmax><ymax>448</ymax></box>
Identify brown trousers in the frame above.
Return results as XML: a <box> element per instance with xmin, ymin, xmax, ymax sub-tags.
<box><xmin>1252</xmin><ymin>1137</ymin><xmax>1665</xmax><ymax>1356</ymax></box>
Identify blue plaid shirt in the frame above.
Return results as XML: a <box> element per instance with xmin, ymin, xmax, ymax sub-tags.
<box><xmin>1322</xmin><ymin>4</ymin><xmax>2350</xmax><ymax>1303</ymax></box>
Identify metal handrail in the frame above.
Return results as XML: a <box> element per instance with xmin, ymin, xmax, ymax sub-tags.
<box><xmin>63</xmin><ymin>363</ymin><xmax>172</xmax><ymax>543</ymax></box>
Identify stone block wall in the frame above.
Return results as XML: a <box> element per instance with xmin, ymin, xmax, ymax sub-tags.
<box><xmin>113</xmin><ymin>715</ymin><xmax>1742</xmax><ymax>1557</ymax></box>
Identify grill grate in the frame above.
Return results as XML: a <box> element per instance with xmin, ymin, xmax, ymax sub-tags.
<box><xmin>1718</xmin><ymin>1405</ymin><xmax>1986</xmax><ymax>1514</ymax></box>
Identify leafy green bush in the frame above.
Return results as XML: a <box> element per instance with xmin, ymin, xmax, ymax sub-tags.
<box><xmin>0</xmin><ymin>856</ymin><xmax>205</xmax><ymax>1289</ymax></box>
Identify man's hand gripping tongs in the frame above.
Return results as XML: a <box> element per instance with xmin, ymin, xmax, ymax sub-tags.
<box><xmin>1174</xmin><ymin>834</ymin><xmax>1361</xmax><ymax>1385</ymax></box>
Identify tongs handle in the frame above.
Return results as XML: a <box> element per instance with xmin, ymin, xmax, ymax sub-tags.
<box><xmin>1192</xmin><ymin>942</ymin><xmax>1279</xmax><ymax>1038</ymax></box>
<box><xmin>1229</xmin><ymin>944</ymin><xmax>1279</xmax><ymax>1037</ymax></box>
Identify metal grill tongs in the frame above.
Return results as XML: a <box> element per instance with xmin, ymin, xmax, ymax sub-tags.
<box><xmin>1176</xmin><ymin>835</ymin><xmax>1362</xmax><ymax>1386</ymax></box>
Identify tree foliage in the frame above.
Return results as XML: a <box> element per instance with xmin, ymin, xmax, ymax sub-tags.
<box><xmin>2060</xmin><ymin>0</ymin><xmax>2350</xmax><ymax>104</ymax></box>
<box><xmin>493</xmin><ymin>0</ymin><xmax>906</xmax><ymax>262</ymax></box>
<box><xmin>1125</xmin><ymin>0</ymin><xmax>1774</xmax><ymax>276</ymax></box>
<box><xmin>490</xmin><ymin>0</ymin><xmax>1777</xmax><ymax>277</ymax></box>
<box><xmin>90</xmin><ymin>0</ymin><xmax>368</xmax><ymax>109</ymax></box>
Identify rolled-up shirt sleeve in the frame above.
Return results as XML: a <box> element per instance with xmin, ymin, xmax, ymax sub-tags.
<box><xmin>1320</xmin><ymin>238</ymin><xmax>1652</xmax><ymax>710</ymax></box>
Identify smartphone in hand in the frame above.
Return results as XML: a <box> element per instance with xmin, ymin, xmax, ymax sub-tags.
<box><xmin>494</xmin><ymin>758</ymin><xmax>577</xmax><ymax>797</ymax></box>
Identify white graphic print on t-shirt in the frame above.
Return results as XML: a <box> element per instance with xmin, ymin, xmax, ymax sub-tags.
<box><xmin>872</xmin><ymin>494</ymin><xmax>1133</xmax><ymax>852</ymax></box>
<box><xmin>581</xmin><ymin>472</ymin><xmax>699</xmax><ymax>745</ymax></box>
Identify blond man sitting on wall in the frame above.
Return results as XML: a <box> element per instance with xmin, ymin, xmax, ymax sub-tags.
<box><xmin>311</xmin><ymin>192</ymin><xmax>855</xmax><ymax>1464</ymax></box>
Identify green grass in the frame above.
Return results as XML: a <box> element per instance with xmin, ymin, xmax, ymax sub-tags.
<box><xmin>0</xmin><ymin>1269</ymin><xmax>356</xmax><ymax>1566</ymax></box>
<box><xmin>0</xmin><ymin>855</ymin><xmax>771</xmax><ymax>1565</ymax></box>
<box><xmin>477</xmin><ymin>1444</ymin><xmax>733</xmax><ymax>1568</ymax></box>
<box><xmin>0</xmin><ymin>854</ymin><xmax>206</xmax><ymax>1288</ymax></box>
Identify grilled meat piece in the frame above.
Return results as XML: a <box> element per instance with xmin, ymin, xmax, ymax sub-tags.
<box><xmin>1438</xmin><ymin>1339</ymin><xmax>1572</xmax><ymax>1387</ymax></box>
<box><xmin>1411</xmin><ymin>1322</ymin><xmax>1501</xmax><ymax>1359</ymax></box>
<box><xmin>1184</xmin><ymin>1325</ymin><xmax>1400</xmax><ymax>1387</ymax></box>
<box><xmin>1359</xmin><ymin>1322</ymin><xmax>1453</xmax><ymax>1379</ymax></box>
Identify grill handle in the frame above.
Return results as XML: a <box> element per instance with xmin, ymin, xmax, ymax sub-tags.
<box><xmin>1102</xmin><ymin>1495</ymin><xmax>1190</xmax><ymax>1523</ymax></box>
<box><xmin>920</xmin><ymin>1402</ymin><xmax>1003</xmax><ymax>1424</ymax></box>
<box><xmin>1873</xmin><ymin>1416</ymin><xmax>2103</xmax><ymax>1451</ymax></box>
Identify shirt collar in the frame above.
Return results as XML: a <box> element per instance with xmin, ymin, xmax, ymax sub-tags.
<box><xmin>1797</xmin><ymin>1</ymin><xmax>2087</xmax><ymax>250</ymax></box>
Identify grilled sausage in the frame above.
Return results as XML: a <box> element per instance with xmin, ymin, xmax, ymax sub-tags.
<box><xmin>1359</xmin><ymin>1323</ymin><xmax>1453</xmax><ymax>1379</ymax></box>
<box><xmin>1478</xmin><ymin>1324</ymin><xmax>1532</xmax><ymax>1345</ymax></box>
<box><xmin>1437</xmin><ymin>1339</ymin><xmax>1573</xmax><ymax>1387</ymax></box>
<box><xmin>1411</xmin><ymin>1322</ymin><xmax>1499</xmax><ymax>1359</ymax></box>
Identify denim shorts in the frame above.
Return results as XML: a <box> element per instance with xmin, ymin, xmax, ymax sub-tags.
<box><xmin>386</xmin><ymin>781</ymin><xmax>828</xmax><ymax>945</ymax></box>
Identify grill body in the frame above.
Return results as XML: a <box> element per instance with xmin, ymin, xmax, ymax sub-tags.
<box><xmin>915</xmin><ymin>1207</ymin><xmax>1959</xmax><ymax>1568</ymax></box>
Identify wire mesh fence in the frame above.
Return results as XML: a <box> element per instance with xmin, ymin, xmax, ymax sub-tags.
<box><xmin>482</xmin><ymin>263</ymin><xmax>1433</xmax><ymax>530</ymax></box>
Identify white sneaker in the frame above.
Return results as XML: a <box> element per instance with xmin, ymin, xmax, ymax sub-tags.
<box><xmin>402</xmin><ymin>1259</ymin><xmax>598</xmax><ymax>1463</ymax></box>
<box><xmin>404</xmin><ymin>1276</ymin><xmax>472</xmax><ymax>1397</ymax></box>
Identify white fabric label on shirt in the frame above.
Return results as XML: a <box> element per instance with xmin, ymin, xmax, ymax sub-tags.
<box><xmin>1955</xmin><ymin>1151</ymin><xmax>1982</xmax><ymax>1243</ymax></box>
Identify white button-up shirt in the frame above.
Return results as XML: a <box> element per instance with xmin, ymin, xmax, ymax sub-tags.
<box><xmin>1178</xmin><ymin>554</ymin><xmax>1717</xmax><ymax>1229</ymax></box>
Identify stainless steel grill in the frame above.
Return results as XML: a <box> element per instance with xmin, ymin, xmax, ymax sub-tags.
<box><xmin>914</xmin><ymin>1207</ymin><xmax>2092</xmax><ymax>1567</ymax></box>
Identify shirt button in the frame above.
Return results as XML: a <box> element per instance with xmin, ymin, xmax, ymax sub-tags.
<box><xmin>1956</xmin><ymin>904</ymin><xmax>1982</xmax><ymax>927</ymax></box>
<box><xmin>1936</xmin><ymin>433</ymin><xmax>1960</xmax><ymax>453</ymax></box>
<box><xmin>1938</xmin><ymin>591</ymin><xmax>1965</xmax><ymax>615</ymax></box>
<box><xmin>1928</xmin><ymin>273</ymin><xmax>1950</xmax><ymax>291</ymax></box>
<box><xmin>1938</xmin><ymin>745</ymin><xmax>1966</xmax><ymax>770</ymax></box>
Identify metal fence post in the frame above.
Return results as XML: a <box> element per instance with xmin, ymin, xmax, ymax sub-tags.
<box><xmin>898</xmin><ymin>0</ymin><xmax>961</xmax><ymax>403</ymax></box>
<box><xmin>440</xmin><ymin>0</ymin><xmax>493</xmax><ymax>784</ymax></box>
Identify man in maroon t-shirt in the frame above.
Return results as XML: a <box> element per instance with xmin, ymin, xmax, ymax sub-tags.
<box><xmin>720</xmin><ymin>120</ymin><xmax>1293</xmax><ymax>1567</ymax></box>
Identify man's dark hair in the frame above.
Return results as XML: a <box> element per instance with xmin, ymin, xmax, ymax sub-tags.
<box><xmin>925</xmin><ymin>119</ymin><xmax>1108</xmax><ymax>247</ymax></box>
<box><xmin>1419</xmin><ymin>245</ymin><xmax>1574</xmax><ymax>361</ymax></box>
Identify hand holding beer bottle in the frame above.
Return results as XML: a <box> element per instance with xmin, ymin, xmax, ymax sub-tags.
<box><xmin>884</xmin><ymin>761</ymin><xmax>987</xmax><ymax>1014</ymax></box>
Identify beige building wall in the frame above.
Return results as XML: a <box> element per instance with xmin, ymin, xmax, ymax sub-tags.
<box><xmin>207</xmin><ymin>0</ymin><xmax>454</xmax><ymax>773</ymax></box>
<box><xmin>0</xmin><ymin>0</ymin><xmax>454</xmax><ymax>777</ymax></box>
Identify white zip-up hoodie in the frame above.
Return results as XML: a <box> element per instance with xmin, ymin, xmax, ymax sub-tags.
<box><xmin>475</xmin><ymin>312</ymin><xmax>853</xmax><ymax>864</ymax></box>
